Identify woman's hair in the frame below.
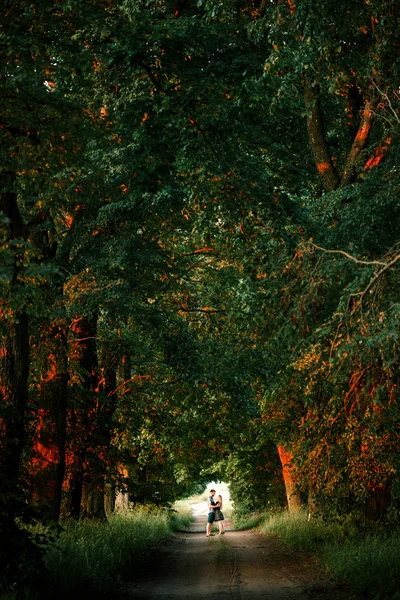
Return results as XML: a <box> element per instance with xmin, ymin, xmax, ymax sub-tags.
<box><xmin>218</xmin><ymin>494</ymin><xmax>223</xmax><ymax>508</ymax></box>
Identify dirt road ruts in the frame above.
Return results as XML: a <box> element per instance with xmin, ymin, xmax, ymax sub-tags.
<box><xmin>126</xmin><ymin>503</ymin><xmax>360</xmax><ymax>600</ymax></box>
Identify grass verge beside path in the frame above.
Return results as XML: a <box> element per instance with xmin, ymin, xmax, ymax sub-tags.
<box><xmin>34</xmin><ymin>508</ymin><xmax>177</xmax><ymax>598</ymax></box>
<box><xmin>258</xmin><ymin>510</ymin><xmax>400</xmax><ymax>600</ymax></box>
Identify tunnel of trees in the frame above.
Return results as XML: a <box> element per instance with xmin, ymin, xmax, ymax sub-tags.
<box><xmin>1</xmin><ymin>0</ymin><xmax>400</xmax><ymax>591</ymax></box>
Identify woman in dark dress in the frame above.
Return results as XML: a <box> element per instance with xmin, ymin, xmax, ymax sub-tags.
<box><xmin>214</xmin><ymin>494</ymin><xmax>225</xmax><ymax>534</ymax></box>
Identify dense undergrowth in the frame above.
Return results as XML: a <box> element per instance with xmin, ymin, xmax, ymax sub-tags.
<box><xmin>233</xmin><ymin>509</ymin><xmax>400</xmax><ymax>600</ymax></box>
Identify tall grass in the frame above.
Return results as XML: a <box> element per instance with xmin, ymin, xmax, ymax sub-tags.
<box><xmin>42</xmin><ymin>508</ymin><xmax>172</xmax><ymax>597</ymax></box>
<box><xmin>169</xmin><ymin>502</ymin><xmax>195</xmax><ymax>531</ymax></box>
<box><xmin>232</xmin><ymin>511</ymin><xmax>268</xmax><ymax>530</ymax></box>
<box><xmin>322</xmin><ymin>534</ymin><xmax>400</xmax><ymax>598</ymax></box>
<box><xmin>11</xmin><ymin>484</ymin><xmax>231</xmax><ymax>598</ymax></box>
<box><xmin>261</xmin><ymin>510</ymin><xmax>400</xmax><ymax>599</ymax></box>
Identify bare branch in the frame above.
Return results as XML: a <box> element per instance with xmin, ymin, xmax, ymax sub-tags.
<box><xmin>304</xmin><ymin>242</ymin><xmax>387</xmax><ymax>266</ymax></box>
<box><xmin>349</xmin><ymin>251</ymin><xmax>400</xmax><ymax>312</ymax></box>
<box><xmin>371</xmin><ymin>79</ymin><xmax>400</xmax><ymax>124</ymax></box>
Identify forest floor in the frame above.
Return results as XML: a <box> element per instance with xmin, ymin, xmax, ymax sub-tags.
<box><xmin>124</xmin><ymin>502</ymin><xmax>362</xmax><ymax>600</ymax></box>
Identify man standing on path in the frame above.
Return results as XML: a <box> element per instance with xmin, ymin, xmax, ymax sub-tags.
<box><xmin>206</xmin><ymin>489</ymin><xmax>217</xmax><ymax>537</ymax></box>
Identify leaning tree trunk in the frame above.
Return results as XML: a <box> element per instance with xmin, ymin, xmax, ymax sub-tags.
<box><xmin>277</xmin><ymin>445</ymin><xmax>302</xmax><ymax>512</ymax></box>
<box><xmin>29</xmin><ymin>324</ymin><xmax>69</xmax><ymax>522</ymax></box>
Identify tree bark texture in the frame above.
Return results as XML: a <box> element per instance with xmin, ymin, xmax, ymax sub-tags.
<box><xmin>277</xmin><ymin>445</ymin><xmax>302</xmax><ymax>512</ymax></box>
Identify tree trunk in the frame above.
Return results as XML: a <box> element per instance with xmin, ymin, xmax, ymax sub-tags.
<box><xmin>73</xmin><ymin>334</ymin><xmax>117</xmax><ymax>521</ymax></box>
<box><xmin>0</xmin><ymin>175</ymin><xmax>30</xmax><ymax>492</ymax></box>
<box><xmin>364</xmin><ymin>483</ymin><xmax>391</xmax><ymax>522</ymax></box>
<box><xmin>66</xmin><ymin>314</ymin><xmax>98</xmax><ymax>519</ymax></box>
<box><xmin>307</xmin><ymin>484</ymin><xmax>322</xmax><ymax>520</ymax></box>
<box><xmin>115</xmin><ymin>465</ymin><xmax>130</xmax><ymax>511</ymax></box>
<box><xmin>304</xmin><ymin>80</ymin><xmax>340</xmax><ymax>192</ymax></box>
<box><xmin>29</xmin><ymin>325</ymin><xmax>69</xmax><ymax>522</ymax></box>
<box><xmin>100</xmin><ymin>359</ymin><xmax>118</xmax><ymax>518</ymax></box>
<box><xmin>104</xmin><ymin>482</ymin><xmax>116</xmax><ymax>516</ymax></box>
<box><xmin>81</xmin><ymin>478</ymin><xmax>107</xmax><ymax>520</ymax></box>
<box><xmin>277</xmin><ymin>445</ymin><xmax>301</xmax><ymax>512</ymax></box>
<box><xmin>0</xmin><ymin>315</ymin><xmax>30</xmax><ymax>485</ymax></box>
<box><xmin>67</xmin><ymin>471</ymin><xmax>84</xmax><ymax>519</ymax></box>
<box><xmin>115</xmin><ymin>489</ymin><xmax>130</xmax><ymax>511</ymax></box>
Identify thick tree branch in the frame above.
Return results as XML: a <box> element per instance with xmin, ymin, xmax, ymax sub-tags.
<box><xmin>304</xmin><ymin>80</ymin><xmax>340</xmax><ymax>192</ymax></box>
<box><xmin>340</xmin><ymin>100</ymin><xmax>374</xmax><ymax>188</ymax></box>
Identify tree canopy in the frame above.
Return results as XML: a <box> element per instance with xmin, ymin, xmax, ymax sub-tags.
<box><xmin>1</xmin><ymin>0</ymin><xmax>400</xmax><ymax>593</ymax></box>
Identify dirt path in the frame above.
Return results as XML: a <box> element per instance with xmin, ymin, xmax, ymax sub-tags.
<box><xmin>126</xmin><ymin>503</ymin><xmax>358</xmax><ymax>600</ymax></box>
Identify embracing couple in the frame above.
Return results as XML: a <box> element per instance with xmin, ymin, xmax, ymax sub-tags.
<box><xmin>206</xmin><ymin>488</ymin><xmax>226</xmax><ymax>537</ymax></box>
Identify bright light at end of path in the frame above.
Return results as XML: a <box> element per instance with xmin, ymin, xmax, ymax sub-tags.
<box><xmin>206</xmin><ymin>481</ymin><xmax>231</xmax><ymax>501</ymax></box>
